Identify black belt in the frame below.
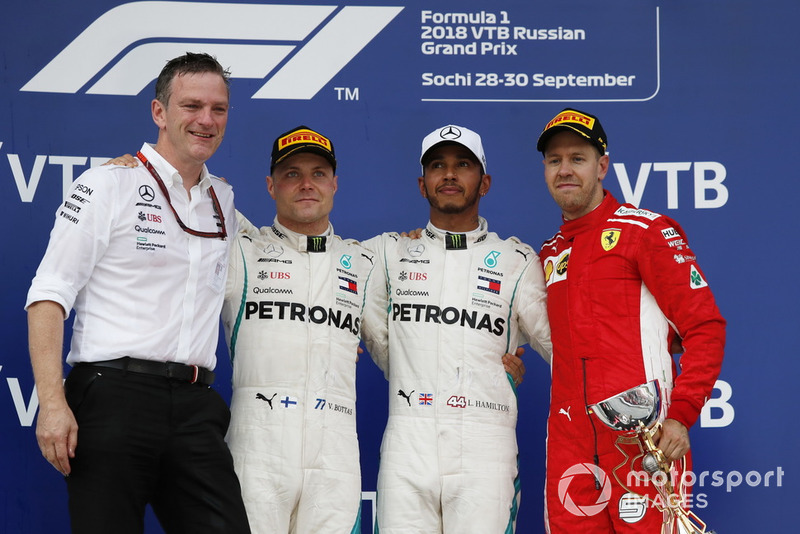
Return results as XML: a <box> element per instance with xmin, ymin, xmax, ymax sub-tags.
<box><xmin>78</xmin><ymin>357</ymin><xmax>215</xmax><ymax>386</ymax></box>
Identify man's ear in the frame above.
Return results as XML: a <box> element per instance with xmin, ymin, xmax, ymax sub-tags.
<box><xmin>598</xmin><ymin>154</ymin><xmax>609</xmax><ymax>183</ymax></box>
<box><xmin>151</xmin><ymin>99</ymin><xmax>166</xmax><ymax>129</ymax></box>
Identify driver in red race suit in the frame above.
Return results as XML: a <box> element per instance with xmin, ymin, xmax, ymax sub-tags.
<box><xmin>536</xmin><ymin>108</ymin><xmax>726</xmax><ymax>533</ymax></box>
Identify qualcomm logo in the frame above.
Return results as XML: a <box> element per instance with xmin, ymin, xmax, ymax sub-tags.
<box><xmin>21</xmin><ymin>1</ymin><xmax>403</xmax><ymax>100</ymax></box>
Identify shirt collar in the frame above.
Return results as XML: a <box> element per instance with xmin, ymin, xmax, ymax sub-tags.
<box><xmin>139</xmin><ymin>143</ymin><xmax>212</xmax><ymax>193</ymax></box>
<box><xmin>424</xmin><ymin>217</ymin><xmax>489</xmax><ymax>249</ymax></box>
<box><xmin>270</xmin><ymin>217</ymin><xmax>334</xmax><ymax>252</ymax></box>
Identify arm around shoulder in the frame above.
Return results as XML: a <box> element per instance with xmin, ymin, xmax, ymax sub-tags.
<box><xmin>517</xmin><ymin>249</ymin><xmax>552</xmax><ymax>364</ymax></box>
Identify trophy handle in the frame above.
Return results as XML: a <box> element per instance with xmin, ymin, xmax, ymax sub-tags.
<box><xmin>639</xmin><ymin>423</ymin><xmax>715</xmax><ymax>534</ymax></box>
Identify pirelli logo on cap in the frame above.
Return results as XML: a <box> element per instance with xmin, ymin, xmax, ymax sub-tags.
<box><xmin>545</xmin><ymin>111</ymin><xmax>595</xmax><ymax>131</ymax></box>
<box><xmin>279</xmin><ymin>130</ymin><xmax>331</xmax><ymax>151</ymax></box>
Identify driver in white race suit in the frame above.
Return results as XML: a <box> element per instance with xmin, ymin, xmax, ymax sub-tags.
<box><xmin>104</xmin><ymin>124</ymin><xmax>530</xmax><ymax>533</ymax></box>
<box><xmin>221</xmin><ymin>126</ymin><xmax>377</xmax><ymax>533</ymax></box>
<box><xmin>361</xmin><ymin>125</ymin><xmax>552</xmax><ymax>533</ymax></box>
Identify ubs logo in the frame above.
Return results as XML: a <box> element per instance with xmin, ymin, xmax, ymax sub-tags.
<box><xmin>138</xmin><ymin>211</ymin><xmax>162</xmax><ymax>223</ymax></box>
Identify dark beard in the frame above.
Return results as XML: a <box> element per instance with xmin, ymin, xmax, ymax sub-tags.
<box><xmin>424</xmin><ymin>184</ymin><xmax>480</xmax><ymax>214</ymax></box>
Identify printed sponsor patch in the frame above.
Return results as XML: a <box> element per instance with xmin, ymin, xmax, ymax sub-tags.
<box><xmin>661</xmin><ymin>227</ymin><xmax>680</xmax><ymax>240</ymax></box>
<box><xmin>543</xmin><ymin>249</ymin><xmax>570</xmax><ymax>286</ymax></box>
<box><xmin>690</xmin><ymin>265</ymin><xmax>708</xmax><ymax>289</ymax></box>
<box><xmin>477</xmin><ymin>275</ymin><xmax>501</xmax><ymax>294</ymax></box>
<box><xmin>601</xmin><ymin>229</ymin><xmax>621</xmax><ymax>251</ymax></box>
<box><xmin>279</xmin><ymin>129</ymin><xmax>331</xmax><ymax>151</ymax></box>
<box><xmin>339</xmin><ymin>276</ymin><xmax>358</xmax><ymax>294</ymax></box>
<box><xmin>614</xmin><ymin>206</ymin><xmax>659</xmax><ymax>221</ymax></box>
<box><xmin>545</xmin><ymin>110</ymin><xmax>595</xmax><ymax>130</ymax></box>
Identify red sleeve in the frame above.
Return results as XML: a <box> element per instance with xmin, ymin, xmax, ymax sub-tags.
<box><xmin>638</xmin><ymin>216</ymin><xmax>726</xmax><ymax>429</ymax></box>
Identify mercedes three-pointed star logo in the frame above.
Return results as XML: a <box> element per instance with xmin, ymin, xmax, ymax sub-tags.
<box><xmin>138</xmin><ymin>185</ymin><xmax>155</xmax><ymax>202</ymax></box>
<box><xmin>439</xmin><ymin>125</ymin><xmax>462</xmax><ymax>140</ymax></box>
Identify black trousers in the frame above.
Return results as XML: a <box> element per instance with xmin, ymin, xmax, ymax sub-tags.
<box><xmin>64</xmin><ymin>364</ymin><xmax>251</xmax><ymax>534</ymax></box>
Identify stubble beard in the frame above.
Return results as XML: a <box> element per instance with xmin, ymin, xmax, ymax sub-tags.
<box><xmin>425</xmin><ymin>184</ymin><xmax>480</xmax><ymax>215</ymax></box>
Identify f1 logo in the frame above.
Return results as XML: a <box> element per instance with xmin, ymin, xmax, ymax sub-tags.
<box><xmin>21</xmin><ymin>1</ymin><xmax>403</xmax><ymax>100</ymax></box>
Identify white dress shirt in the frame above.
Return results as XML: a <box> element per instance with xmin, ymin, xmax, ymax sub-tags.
<box><xmin>26</xmin><ymin>143</ymin><xmax>237</xmax><ymax>369</ymax></box>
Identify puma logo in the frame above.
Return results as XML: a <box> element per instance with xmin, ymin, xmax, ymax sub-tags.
<box><xmin>559</xmin><ymin>406</ymin><xmax>572</xmax><ymax>421</ymax></box>
<box><xmin>256</xmin><ymin>392</ymin><xmax>277</xmax><ymax>410</ymax></box>
<box><xmin>397</xmin><ymin>389</ymin><xmax>415</xmax><ymax>407</ymax></box>
<box><xmin>516</xmin><ymin>249</ymin><xmax>530</xmax><ymax>260</ymax></box>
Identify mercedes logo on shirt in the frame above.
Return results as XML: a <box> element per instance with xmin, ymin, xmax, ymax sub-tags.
<box><xmin>407</xmin><ymin>244</ymin><xmax>425</xmax><ymax>257</ymax></box>
<box><xmin>439</xmin><ymin>125</ymin><xmax>462</xmax><ymax>140</ymax></box>
<box><xmin>264</xmin><ymin>244</ymin><xmax>284</xmax><ymax>258</ymax></box>
<box><xmin>138</xmin><ymin>185</ymin><xmax>155</xmax><ymax>202</ymax></box>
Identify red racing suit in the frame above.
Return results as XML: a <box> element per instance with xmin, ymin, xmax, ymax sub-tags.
<box><xmin>539</xmin><ymin>192</ymin><xmax>725</xmax><ymax>532</ymax></box>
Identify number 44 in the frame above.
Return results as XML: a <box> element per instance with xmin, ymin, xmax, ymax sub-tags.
<box><xmin>447</xmin><ymin>395</ymin><xmax>466</xmax><ymax>409</ymax></box>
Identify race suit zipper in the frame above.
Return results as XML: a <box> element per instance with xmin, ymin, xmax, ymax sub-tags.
<box><xmin>582</xmin><ymin>357</ymin><xmax>601</xmax><ymax>491</ymax></box>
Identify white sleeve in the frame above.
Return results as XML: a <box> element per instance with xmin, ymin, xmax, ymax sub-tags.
<box><xmin>358</xmin><ymin>234</ymin><xmax>391</xmax><ymax>378</ymax></box>
<box><xmin>25</xmin><ymin>167</ymin><xmax>118</xmax><ymax>317</ymax></box>
<box><xmin>516</xmin><ymin>251</ymin><xmax>552</xmax><ymax>364</ymax></box>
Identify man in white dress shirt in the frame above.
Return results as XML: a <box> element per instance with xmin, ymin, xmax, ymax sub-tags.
<box><xmin>25</xmin><ymin>52</ymin><xmax>250</xmax><ymax>534</ymax></box>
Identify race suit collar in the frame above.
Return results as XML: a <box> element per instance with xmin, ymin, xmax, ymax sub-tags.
<box><xmin>270</xmin><ymin>217</ymin><xmax>334</xmax><ymax>253</ymax></box>
<box><xmin>559</xmin><ymin>190</ymin><xmax>620</xmax><ymax>240</ymax></box>
<box><xmin>424</xmin><ymin>217</ymin><xmax>489</xmax><ymax>249</ymax></box>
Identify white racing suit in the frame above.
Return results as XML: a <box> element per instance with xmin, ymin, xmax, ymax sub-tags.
<box><xmin>222</xmin><ymin>214</ymin><xmax>376</xmax><ymax>534</ymax></box>
<box><xmin>362</xmin><ymin>218</ymin><xmax>551</xmax><ymax>533</ymax></box>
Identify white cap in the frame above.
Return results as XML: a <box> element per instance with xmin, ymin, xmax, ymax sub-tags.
<box><xmin>420</xmin><ymin>125</ymin><xmax>487</xmax><ymax>173</ymax></box>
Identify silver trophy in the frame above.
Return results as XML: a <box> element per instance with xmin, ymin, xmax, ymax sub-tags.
<box><xmin>589</xmin><ymin>381</ymin><xmax>716</xmax><ymax>534</ymax></box>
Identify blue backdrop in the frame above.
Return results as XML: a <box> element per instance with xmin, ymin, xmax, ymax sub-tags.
<box><xmin>1</xmin><ymin>1</ymin><xmax>796</xmax><ymax>532</ymax></box>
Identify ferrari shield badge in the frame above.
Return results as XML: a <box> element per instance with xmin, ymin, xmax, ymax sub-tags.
<box><xmin>601</xmin><ymin>229</ymin><xmax>621</xmax><ymax>251</ymax></box>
